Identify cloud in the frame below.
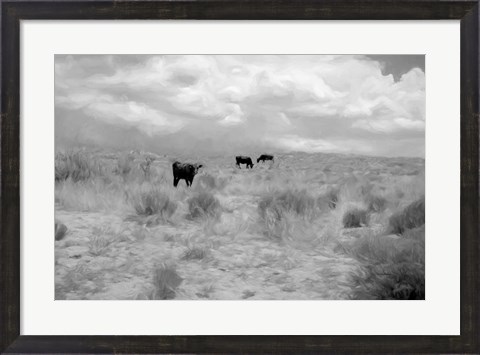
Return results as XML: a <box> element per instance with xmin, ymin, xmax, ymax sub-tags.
<box><xmin>55</xmin><ymin>55</ymin><xmax>425</xmax><ymax>157</ymax></box>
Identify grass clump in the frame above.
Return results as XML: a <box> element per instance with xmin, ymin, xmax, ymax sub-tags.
<box><xmin>55</xmin><ymin>150</ymin><xmax>101</xmax><ymax>182</ymax></box>
<box><xmin>87</xmin><ymin>226</ymin><xmax>119</xmax><ymax>256</ymax></box>
<box><xmin>317</xmin><ymin>187</ymin><xmax>339</xmax><ymax>210</ymax></box>
<box><xmin>351</xmin><ymin>263</ymin><xmax>425</xmax><ymax>300</ymax></box>
<box><xmin>130</xmin><ymin>185</ymin><xmax>177</xmax><ymax>219</ymax></box>
<box><xmin>341</xmin><ymin>227</ymin><xmax>425</xmax><ymax>300</ymax></box>
<box><xmin>388</xmin><ymin>197</ymin><xmax>425</xmax><ymax>235</ymax></box>
<box><xmin>342</xmin><ymin>208</ymin><xmax>369</xmax><ymax>228</ymax></box>
<box><xmin>258</xmin><ymin>189</ymin><xmax>316</xmax><ymax>221</ymax></box>
<box><xmin>55</xmin><ymin>220</ymin><xmax>68</xmax><ymax>241</ymax></box>
<box><xmin>187</xmin><ymin>191</ymin><xmax>221</xmax><ymax>219</ymax></box>
<box><xmin>88</xmin><ymin>234</ymin><xmax>114</xmax><ymax>256</ymax></box>
<box><xmin>115</xmin><ymin>153</ymin><xmax>135</xmax><ymax>179</ymax></box>
<box><xmin>181</xmin><ymin>246</ymin><xmax>208</xmax><ymax>260</ymax></box>
<box><xmin>150</xmin><ymin>264</ymin><xmax>183</xmax><ymax>300</ymax></box>
<box><xmin>365</xmin><ymin>194</ymin><xmax>387</xmax><ymax>213</ymax></box>
<box><xmin>258</xmin><ymin>189</ymin><xmax>317</xmax><ymax>241</ymax></box>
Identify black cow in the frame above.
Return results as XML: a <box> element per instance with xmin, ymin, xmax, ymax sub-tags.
<box><xmin>257</xmin><ymin>154</ymin><xmax>274</xmax><ymax>163</ymax></box>
<box><xmin>236</xmin><ymin>156</ymin><xmax>254</xmax><ymax>169</ymax></box>
<box><xmin>172</xmin><ymin>161</ymin><xmax>203</xmax><ymax>187</ymax></box>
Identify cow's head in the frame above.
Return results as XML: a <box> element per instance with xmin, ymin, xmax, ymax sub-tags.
<box><xmin>194</xmin><ymin>164</ymin><xmax>203</xmax><ymax>174</ymax></box>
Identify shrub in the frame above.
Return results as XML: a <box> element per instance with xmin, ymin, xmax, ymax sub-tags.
<box><xmin>88</xmin><ymin>234</ymin><xmax>114</xmax><ymax>256</ymax></box>
<box><xmin>351</xmin><ymin>263</ymin><xmax>425</xmax><ymax>300</ymax></box>
<box><xmin>258</xmin><ymin>189</ymin><xmax>316</xmax><ymax>221</ymax></box>
<box><xmin>187</xmin><ymin>191</ymin><xmax>221</xmax><ymax>219</ymax></box>
<box><xmin>55</xmin><ymin>150</ymin><xmax>100</xmax><ymax>182</ymax></box>
<box><xmin>342</xmin><ymin>234</ymin><xmax>424</xmax><ymax>265</ymax></box>
<box><xmin>366</xmin><ymin>194</ymin><xmax>387</xmax><ymax>213</ymax></box>
<box><xmin>150</xmin><ymin>264</ymin><xmax>183</xmax><ymax>300</ymax></box>
<box><xmin>388</xmin><ymin>197</ymin><xmax>425</xmax><ymax>235</ymax></box>
<box><xmin>115</xmin><ymin>153</ymin><xmax>135</xmax><ymax>178</ymax></box>
<box><xmin>182</xmin><ymin>246</ymin><xmax>208</xmax><ymax>260</ymax></box>
<box><xmin>342</xmin><ymin>208</ymin><xmax>369</xmax><ymax>228</ymax></box>
<box><xmin>130</xmin><ymin>185</ymin><xmax>177</xmax><ymax>219</ymax></box>
<box><xmin>139</xmin><ymin>156</ymin><xmax>155</xmax><ymax>178</ymax></box>
<box><xmin>341</xmin><ymin>229</ymin><xmax>425</xmax><ymax>300</ymax></box>
<box><xmin>55</xmin><ymin>221</ymin><xmax>68</xmax><ymax>241</ymax></box>
<box><xmin>258</xmin><ymin>189</ymin><xmax>317</xmax><ymax>241</ymax></box>
<box><xmin>317</xmin><ymin>187</ymin><xmax>339</xmax><ymax>210</ymax></box>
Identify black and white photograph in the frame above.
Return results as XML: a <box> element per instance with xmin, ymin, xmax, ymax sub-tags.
<box><xmin>54</xmin><ymin>54</ymin><xmax>425</xmax><ymax>300</ymax></box>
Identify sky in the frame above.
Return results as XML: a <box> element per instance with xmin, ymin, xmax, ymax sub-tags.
<box><xmin>55</xmin><ymin>55</ymin><xmax>425</xmax><ymax>157</ymax></box>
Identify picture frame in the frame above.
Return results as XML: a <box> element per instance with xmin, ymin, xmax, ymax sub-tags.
<box><xmin>1</xmin><ymin>0</ymin><xmax>478</xmax><ymax>353</ymax></box>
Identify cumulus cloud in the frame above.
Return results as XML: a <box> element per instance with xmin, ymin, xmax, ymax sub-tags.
<box><xmin>55</xmin><ymin>55</ymin><xmax>425</xmax><ymax>157</ymax></box>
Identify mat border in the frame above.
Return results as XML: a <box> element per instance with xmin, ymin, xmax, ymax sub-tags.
<box><xmin>1</xmin><ymin>1</ymin><xmax>478</xmax><ymax>353</ymax></box>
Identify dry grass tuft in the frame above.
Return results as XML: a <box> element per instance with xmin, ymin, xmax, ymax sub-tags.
<box><xmin>181</xmin><ymin>246</ymin><xmax>208</xmax><ymax>260</ymax></box>
<box><xmin>55</xmin><ymin>150</ymin><xmax>102</xmax><ymax>182</ymax></box>
<box><xmin>388</xmin><ymin>197</ymin><xmax>425</xmax><ymax>235</ymax></box>
<box><xmin>317</xmin><ymin>187</ymin><xmax>339</xmax><ymax>210</ymax></box>
<box><xmin>341</xmin><ymin>230</ymin><xmax>425</xmax><ymax>300</ymax></box>
<box><xmin>342</xmin><ymin>208</ymin><xmax>369</xmax><ymax>228</ymax></box>
<box><xmin>258</xmin><ymin>189</ymin><xmax>316</xmax><ymax>221</ymax></box>
<box><xmin>55</xmin><ymin>221</ymin><xmax>68</xmax><ymax>241</ymax></box>
<box><xmin>129</xmin><ymin>185</ymin><xmax>177</xmax><ymax>219</ymax></box>
<box><xmin>365</xmin><ymin>194</ymin><xmax>387</xmax><ymax>213</ymax></box>
<box><xmin>150</xmin><ymin>264</ymin><xmax>183</xmax><ymax>300</ymax></box>
<box><xmin>351</xmin><ymin>263</ymin><xmax>425</xmax><ymax>300</ymax></box>
<box><xmin>258</xmin><ymin>189</ymin><xmax>318</xmax><ymax>241</ymax></box>
<box><xmin>115</xmin><ymin>153</ymin><xmax>135</xmax><ymax>179</ymax></box>
<box><xmin>187</xmin><ymin>191</ymin><xmax>221</xmax><ymax>219</ymax></box>
<box><xmin>87</xmin><ymin>226</ymin><xmax>117</xmax><ymax>256</ymax></box>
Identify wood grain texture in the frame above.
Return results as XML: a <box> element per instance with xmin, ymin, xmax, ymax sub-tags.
<box><xmin>1</xmin><ymin>0</ymin><xmax>478</xmax><ymax>353</ymax></box>
<box><xmin>1</xmin><ymin>2</ymin><xmax>21</xmax><ymax>353</ymax></box>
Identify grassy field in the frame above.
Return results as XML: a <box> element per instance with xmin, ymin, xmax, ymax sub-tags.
<box><xmin>55</xmin><ymin>149</ymin><xmax>425</xmax><ymax>300</ymax></box>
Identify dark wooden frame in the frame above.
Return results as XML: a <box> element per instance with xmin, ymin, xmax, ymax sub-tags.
<box><xmin>1</xmin><ymin>0</ymin><xmax>478</xmax><ymax>353</ymax></box>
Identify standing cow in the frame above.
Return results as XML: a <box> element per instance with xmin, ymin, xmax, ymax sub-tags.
<box><xmin>235</xmin><ymin>156</ymin><xmax>254</xmax><ymax>169</ymax></box>
<box><xmin>257</xmin><ymin>154</ymin><xmax>274</xmax><ymax>163</ymax></box>
<box><xmin>172</xmin><ymin>161</ymin><xmax>203</xmax><ymax>187</ymax></box>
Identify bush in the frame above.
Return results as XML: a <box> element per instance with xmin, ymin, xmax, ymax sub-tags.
<box><xmin>150</xmin><ymin>264</ymin><xmax>183</xmax><ymax>300</ymax></box>
<box><xmin>342</xmin><ymin>208</ymin><xmax>369</xmax><ymax>228</ymax></box>
<box><xmin>341</xmin><ymin>228</ymin><xmax>425</xmax><ymax>300</ymax></box>
<box><xmin>130</xmin><ymin>185</ymin><xmax>177</xmax><ymax>219</ymax></box>
<box><xmin>317</xmin><ymin>187</ymin><xmax>339</xmax><ymax>210</ymax></box>
<box><xmin>188</xmin><ymin>191</ymin><xmax>221</xmax><ymax>219</ymax></box>
<box><xmin>115</xmin><ymin>153</ymin><xmax>135</xmax><ymax>178</ymax></box>
<box><xmin>182</xmin><ymin>246</ymin><xmax>208</xmax><ymax>260</ymax></box>
<box><xmin>258</xmin><ymin>189</ymin><xmax>316</xmax><ymax>221</ymax></box>
<box><xmin>366</xmin><ymin>194</ymin><xmax>387</xmax><ymax>213</ymax></box>
<box><xmin>342</xmin><ymin>234</ymin><xmax>424</xmax><ymax>265</ymax></box>
<box><xmin>55</xmin><ymin>221</ymin><xmax>68</xmax><ymax>241</ymax></box>
<box><xmin>55</xmin><ymin>150</ymin><xmax>100</xmax><ymax>182</ymax></box>
<box><xmin>258</xmin><ymin>189</ymin><xmax>317</xmax><ymax>241</ymax></box>
<box><xmin>388</xmin><ymin>197</ymin><xmax>425</xmax><ymax>235</ymax></box>
<box><xmin>352</xmin><ymin>263</ymin><xmax>425</xmax><ymax>300</ymax></box>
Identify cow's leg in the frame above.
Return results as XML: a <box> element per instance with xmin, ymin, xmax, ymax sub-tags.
<box><xmin>236</xmin><ymin>163</ymin><xmax>240</xmax><ymax>169</ymax></box>
<box><xmin>173</xmin><ymin>177</ymin><xmax>179</xmax><ymax>187</ymax></box>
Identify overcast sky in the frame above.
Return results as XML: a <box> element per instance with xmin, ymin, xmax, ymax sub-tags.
<box><xmin>55</xmin><ymin>55</ymin><xmax>425</xmax><ymax>157</ymax></box>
